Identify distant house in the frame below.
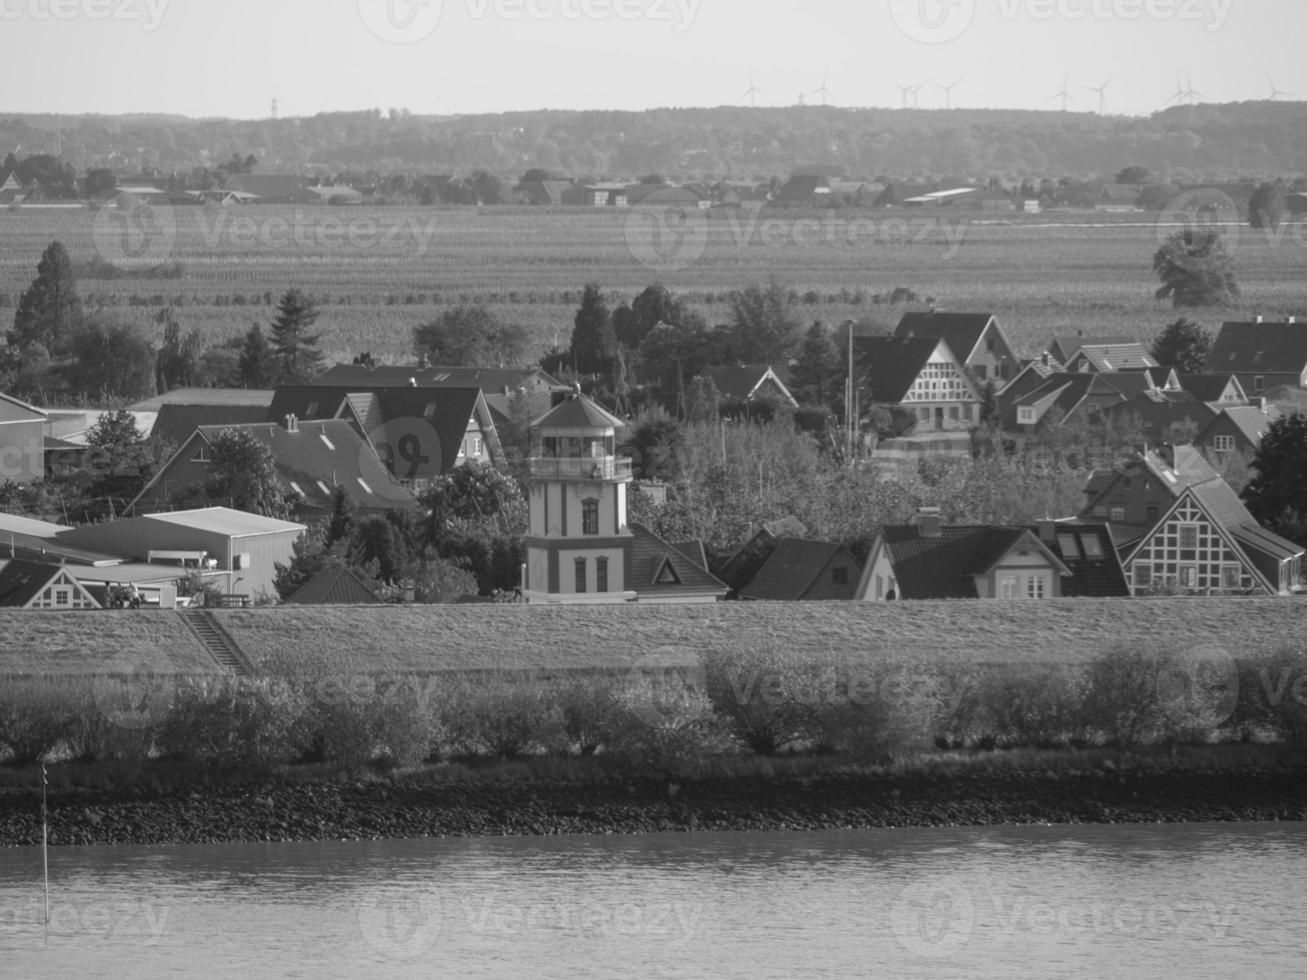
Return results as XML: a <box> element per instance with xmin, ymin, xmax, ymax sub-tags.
<box><xmin>0</xmin><ymin>391</ymin><xmax>47</xmax><ymax>484</ymax></box>
<box><xmin>1195</xmin><ymin>405</ymin><xmax>1279</xmax><ymax>460</ymax></box>
<box><xmin>223</xmin><ymin>174</ymin><xmax>312</xmax><ymax>203</ymax></box>
<box><xmin>581</xmin><ymin>183</ymin><xmax>629</xmax><ymax>207</ymax></box>
<box><xmin>286</xmin><ymin>565</ymin><xmax>384</xmax><ymax>605</ymax></box>
<box><xmin>0</xmin><ymin>172</ymin><xmax>26</xmax><ymax>203</ymax></box>
<box><xmin>1045</xmin><ymin>335</ymin><xmax>1139</xmax><ymax>369</ymax></box>
<box><xmin>772</xmin><ymin>175</ymin><xmax>832</xmax><ymax>206</ymax></box>
<box><xmin>1063</xmin><ymin>342</ymin><xmax>1158</xmax><ymax>373</ymax></box>
<box><xmin>56</xmin><ymin>506</ymin><xmax>307</xmax><ymax>600</ymax></box>
<box><xmin>1176</xmin><ymin>373</ymin><xmax>1247</xmax><ymax>406</ymax></box>
<box><xmin>1000</xmin><ymin>371</ymin><xmax>1156</xmax><ymax>430</ymax></box>
<box><xmin>738</xmin><ymin>539</ymin><xmax>860</xmax><ymax>601</ymax></box>
<box><xmin>1122</xmin><ymin>480</ymin><xmax>1304</xmax><ymax>596</ymax></box>
<box><xmin>629</xmin><ymin>524</ymin><xmax>729</xmax><ymax>603</ymax></box>
<box><xmin>700</xmin><ymin>365</ymin><xmax>798</xmax><ymax>409</ymax></box>
<box><xmin>854</xmin><ymin>508</ymin><xmax>1071</xmax><ymax>600</ymax></box>
<box><xmin>1096</xmin><ymin>389</ymin><xmax>1218</xmax><ymax>445</ymax></box>
<box><xmin>1095</xmin><ymin>185</ymin><xmax>1141</xmax><ymax>212</ymax></box>
<box><xmin>292</xmin><ymin>184</ymin><xmax>364</xmax><ymax>206</ymax></box>
<box><xmin>130</xmin><ymin>418</ymin><xmax>413</xmax><ymax>518</ymax></box>
<box><xmin>0</xmin><ymin>560</ymin><xmax>101</xmax><ymax>610</ymax></box>
<box><xmin>1205</xmin><ymin>319</ymin><xmax>1307</xmax><ymax>395</ymax></box>
<box><xmin>713</xmin><ymin>516</ymin><xmax>809</xmax><ymax>592</ymax></box>
<box><xmin>267</xmin><ymin>382</ymin><xmax>504</xmax><ymax>490</ymax></box>
<box><xmin>1079</xmin><ymin>444</ymin><xmax>1220</xmax><ymax>547</ymax></box>
<box><xmin>894</xmin><ymin>311</ymin><xmax>1020</xmax><ymax>385</ymax></box>
<box><xmin>854</xmin><ymin>335</ymin><xmax>982</xmax><ymax>433</ymax></box>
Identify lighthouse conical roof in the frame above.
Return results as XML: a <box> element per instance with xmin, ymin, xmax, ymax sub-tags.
<box><xmin>534</xmin><ymin>393</ymin><xmax>627</xmax><ymax>431</ymax></box>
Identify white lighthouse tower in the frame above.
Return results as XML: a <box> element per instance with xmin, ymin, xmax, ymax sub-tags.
<box><xmin>522</xmin><ymin>389</ymin><xmax>635</xmax><ymax>603</ymax></box>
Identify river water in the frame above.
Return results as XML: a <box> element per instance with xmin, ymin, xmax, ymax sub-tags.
<box><xmin>2</xmin><ymin>823</ymin><xmax>1304</xmax><ymax>979</ymax></box>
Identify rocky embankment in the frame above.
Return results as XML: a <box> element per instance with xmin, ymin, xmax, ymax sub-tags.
<box><xmin>2</xmin><ymin>765</ymin><xmax>1306</xmax><ymax>847</ymax></box>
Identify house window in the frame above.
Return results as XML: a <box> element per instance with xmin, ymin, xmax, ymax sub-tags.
<box><xmin>423</xmin><ymin>402</ymin><xmax>437</xmax><ymax>419</ymax></box>
<box><xmin>191</xmin><ymin>446</ymin><xmax>210</xmax><ymax>463</ymax></box>
<box><xmin>1000</xmin><ymin>576</ymin><xmax>1019</xmax><ymax>599</ymax></box>
<box><xmin>1109</xmin><ymin>506</ymin><xmax>1126</xmax><ymax>523</ymax></box>
<box><xmin>596</xmin><ymin>557</ymin><xmax>609</xmax><ymax>593</ymax></box>
<box><xmin>1146</xmin><ymin>505</ymin><xmax>1159</xmax><ymax>524</ymax></box>
<box><xmin>582</xmin><ymin>498</ymin><xmax>599</xmax><ymax>536</ymax></box>
<box><xmin>1179</xmin><ymin>566</ymin><xmax>1198</xmax><ymax>589</ymax></box>
<box><xmin>471</xmin><ymin>436</ymin><xmax>483</xmax><ymax>457</ymax></box>
<box><xmin>1026</xmin><ymin>575</ymin><xmax>1046</xmax><ymax>599</ymax></box>
<box><xmin>654</xmin><ymin>560</ymin><xmax>680</xmax><ymax>585</ymax></box>
<box><xmin>1212</xmin><ymin>435</ymin><xmax>1236</xmax><ymax>453</ymax></box>
<box><xmin>963</xmin><ymin>405</ymin><xmax>973</xmax><ymax>422</ymax></box>
<box><xmin>574</xmin><ymin>558</ymin><xmax>587</xmax><ymax>593</ymax></box>
<box><xmin>1178</xmin><ymin>524</ymin><xmax>1198</xmax><ymax>550</ymax></box>
<box><xmin>1135</xmin><ymin>563</ymin><xmax>1153</xmax><ymax>588</ymax></box>
<box><xmin>1057</xmin><ymin>534</ymin><xmax>1081</xmax><ymax>559</ymax></box>
<box><xmin>1080</xmin><ymin>535</ymin><xmax>1103</xmax><ymax>558</ymax></box>
<box><xmin>1017</xmin><ymin>407</ymin><xmax>1037</xmax><ymax>425</ymax></box>
<box><xmin>305</xmin><ymin>401</ymin><xmax>319</xmax><ymax>416</ymax></box>
<box><xmin>974</xmin><ymin>364</ymin><xmax>987</xmax><ymax>380</ymax></box>
<box><xmin>1254</xmin><ymin>376</ymin><xmax>1265</xmax><ymax>394</ymax></box>
<box><xmin>948</xmin><ymin>406</ymin><xmax>959</xmax><ymax>421</ymax></box>
<box><xmin>832</xmin><ymin>567</ymin><xmax>849</xmax><ymax>586</ymax></box>
<box><xmin>1221</xmin><ymin>566</ymin><xmax>1241</xmax><ymax>590</ymax></box>
<box><xmin>1093</xmin><ymin>505</ymin><xmax>1108</xmax><ymax>518</ymax></box>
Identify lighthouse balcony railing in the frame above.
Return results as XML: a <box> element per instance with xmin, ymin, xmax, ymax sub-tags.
<box><xmin>528</xmin><ymin>456</ymin><xmax>633</xmax><ymax>481</ymax></box>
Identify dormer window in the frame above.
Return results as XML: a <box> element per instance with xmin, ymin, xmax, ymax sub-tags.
<box><xmin>423</xmin><ymin>402</ymin><xmax>437</xmax><ymax>419</ymax></box>
<box><xmin>319</xmin><ymin>434</ymin><xmax>335</xmax><ymax>451</ymax></box>
<box><xmin>653</xmin><ymin>558</ymin><xmax>681</xmax><ymax>585</ymax></box>
<box><xmin>1253</xmin><ymin>351</ymin><xmax>1264</xmax><ymax>364</ymax></box>
<box><xmin>306</xmin><ymin>401</ymin><xmax>319</xmax><ymax>416</ymax></box>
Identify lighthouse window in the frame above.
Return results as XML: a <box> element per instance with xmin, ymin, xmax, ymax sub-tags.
<box><xmin>596</xmin><ymin>557</ymin><xmax>609</xmax><ymax>593</ymax></box>
<box><xmin>582</xmin><ymin>498</ymin><xmax>599</xmax><ymax>535</ymax></box>
<box><xmin>574</xmin><ymin>558</ymin><xmax>587</xmax><ymax>593</ymax></box>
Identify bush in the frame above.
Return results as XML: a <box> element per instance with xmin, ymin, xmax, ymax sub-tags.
<box><xmin>1233</xmin><ymin>648</ymin><xmax>1307</xmax><ymax>745</ymax></box>
<box><xmin>1081</xmin><ymin>647</ymin><xmax>1167</xmax><ymax>746</ymax></box>
<box><xmin>440</xmin><ymin>675</ymin><xmax>565</xmax><ymax>759</ymax></box>
<box><xmin>0</xmin><ymin>679</ymin><xmax>79</xmax><ymax>765</ymax></box>
<box><xmin>704</xmin><ymin>648</ymin><xmax>828</xmax><ymax>755</ymax></box>
<box><xmin>604</xmin><ymin>673</ymin><xmax>735</xmax><ymax>774</ymax></box>
<box><xmin>550</xmin><ymin>675</ymin><xmax>629</xmax><ymax>755</ymax></box>
<box><xmin>813</xmin><ymin>666</ymin><xmax>945</xmax><ymax>761</ymax></box>
<box><xmin>156</xmin><ymin>677</ymin><xmax>305</xmax><ymax>770</ymax></box>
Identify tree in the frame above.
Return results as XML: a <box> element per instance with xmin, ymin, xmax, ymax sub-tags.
<box><xmin>1248</xmin><ymin>182</ymin><xmax>1285</xmax><ymax>231</ymax></box>
<box><xmin>419</xmin><ymin>465</ymin><xmax>528</xmax><ymax>593</ymax></box>
<box><xmin>238</xmin><ymin>323</ymin><xmax>274</xmax><ymax>388</ymax></box>
<box><xmin>1153</xmin><ymin>230</ymin><xmax>1240</xmax><ymax>308</ymax></box>
<box><xmin>68</xmin><ymin>318</ymin><xmax>157</xmax><ymax>401</ymax></box>
<box><xmin>727</xmin><ymin>279</ymin><xmax>801</xmax><ymax>362</ymax></box>
<box><xmin>201</xmin><ymin>428</ymin><xmax>292</xmax><ymax>520</ymax></box>
<box><xmin>1115</xmin><ymin>166</ymin><xmax>1151</xmax><ymax>184</ymax></box>
<box><xmin>789</xmin><ymin>322</ymin><xmax>841</xmax><ymax>406</ymax></box>
<box><xmin>10</xmin><ymin>241</ymin><xmax>82</xmax><ymax>355</ymax></box>
<box><xmin>413</xmin><ymin>305</ymin><xmax>531</xmax><ymax>367</ymax></box>
<box><xmin>569</xmin><ymin>283</ymin><xmax>616</xmax><ymax>375</ymax></box>
<box><xmin>81</xmin><ymin>409</ymin><xmax>157</xmax><ymax>519</ymax></box>
<box><xmin>269</xmin><ymin>289</ymin><xmax>324</xmax><ymax>384</ymax></box>
<box><xmin>1242</xmin><ymin>412</ymin><xmax>1307</xmax><ymax>547</ymax></box>
<box><xmin>1151</xmin><ymin>317</ymin><xmax>1213</xmax><ymax>373</ymax></box>
<box><xmin>979</xmin><ymin>381</ymin><xmax>999</xmax><ymax>426</ymax></box>
<box><xmin>154</xmin><ymin>308</ymin><xmax>205</xmax><ymax>392</ymax></box>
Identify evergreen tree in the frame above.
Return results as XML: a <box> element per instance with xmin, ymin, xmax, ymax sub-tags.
<box><xmin>238</xmin><ymin>323</ymin><xmax>273</xmax><ymax>388</ymax></box>
<box><xmin>789</xmin><ymin>322</ymin><xmax>841</xmax><ymax>406</ymax></box>
<box><xmin>154</xmin><ymin>308</ymin><xmax>205</xmax><ymax>392</ymax></box>
<box><xmin>1151</xmin><ymin>317</ymin><xmax>1213</xmax><ymax>373</ymax></box>
<box><xmin>569</xmin><ymin>283</ymin><xmax>616</xmax><ymax>375</ymax></box>
<box><xmin>10</xmin><ymin>241</ymin><xmax>82</xmax><ymax>355</ymax></box>
<box><xmin>1153</xmin><ymin>230</ymin><xmax>1240</xmax><ymax>308</ymax></box>
<box><xmin>269</xmin><ymin>289</ymin><xmax>324</xmax><ymax>384</ymax></box>
<box><xmin>1243</xmin><ymin>412</ymin><xmax>1307</xmax><ymax>547</ymax></box>
<box><xmin>69</xmin><ymin>318</ymin><xmax>157</xmax><ymax>401</ymax></box>
<box><xmin>727</xmin><ymin>278</ymin><xmax>801</xmax><ymax>362</ymax></box>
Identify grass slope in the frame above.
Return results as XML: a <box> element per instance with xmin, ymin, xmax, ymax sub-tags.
<box><xmin>0</xmin><ymin>611</ymin><xmax>226</xmax><ymax>675</ymax></box>
<box><xmin>204</xmin><ymin>599</ymin><xmax>1307</xmax><ymax>675</ymax></box>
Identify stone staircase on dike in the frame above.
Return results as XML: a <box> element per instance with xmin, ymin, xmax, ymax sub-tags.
<box><xmin>180</xmin><ymin>609</ymin><xmax>253</xmax><ymax>677</ymax></box>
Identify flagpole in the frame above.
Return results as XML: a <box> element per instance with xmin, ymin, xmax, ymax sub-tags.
<box><xmin>42</xmin><ymin>762</ymin><xmax>49</xmax><ymax>931</ymax></box>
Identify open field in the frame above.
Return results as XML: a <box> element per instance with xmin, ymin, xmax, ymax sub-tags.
<box><xmin>4</xmin><ymin>205</ymin><xmax>1307</xmax><ymax>365</ymax></box>
<box><xmin>4</xmin><ymin>599</ymin><xmax>1303</xmax><ymax>676</ymax></box>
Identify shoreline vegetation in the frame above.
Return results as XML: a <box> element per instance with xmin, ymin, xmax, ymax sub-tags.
<box><xmin>3</xmin><ymin>643</ymin><xmax>1307</xmax><ymax>847</ymax></box>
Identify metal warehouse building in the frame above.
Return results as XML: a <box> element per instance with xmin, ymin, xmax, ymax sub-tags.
<box><xmin>56</xmin><ymin>508</ymin><xmax>305</xmax><ymax>599</ymax></box>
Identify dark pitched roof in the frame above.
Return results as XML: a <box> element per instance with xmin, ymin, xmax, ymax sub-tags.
<box><xmin>894</xmin><ymin>311</ymin><xmax>995</xmax><ymax>363</ymax></box>
<box><xmin>854</xmin><ymin>336</ymin><xmax>945</xmax><ymax>403</ymax></box>
<box><xmin>1176</xmin><ymin>374</ymin><xmax>1241</xmax><ymax>402</ymax></box>
<box><xmin>151</xmin><ymin>403</ymin><xmax>271</xmax><ymax>449</ymax></box>
<box><xmin>267</xmin><ymin>385</ymin><xmax>495</xmax><ymax>473</ymax></box>
<box><xmin>701</xmin><ymin>365</ymin><xmax>796</xmax><ymax>405</ymax></box>
<box><xmin>669</xmin><ymin>540</ymin><xmax>710</xmax><ymax>569</ymax></box>
<box><xmin>286</xmin><ymin>565</ymin><xmax>383</xmax><ymax>605</ymax></box>
<box><xmin>629</xmin><ymin>523</ymin><xmax>727</xmax><ymax>599</ymax></box>
<box><xmin>0</xmin><ymin>561</ymin><xmax>95</xmax><ymax>608</ymax></box>
<box><xmin>877</xmin><ymin>525</ymin><xmax>1062</xmax><ymax>599</ymax></box>
<box><xmin>534</xmin><ymin>393</ymin><xmax>626</xmax><ymax>431</ymax></box>
<box><xmin>1196</xmin><ymin>406</ymin><xmax>1277</xmax><ymax>448</ymax></box>
<box><xmin>179</xmin><ymin>420</ymin><xmax>412</xmax><ymax>512</ymax></box>
<box><xmin>1208</xmin><ymin>321</ymin><xmax>1307</xmax><ymax>374</ymax></box>
<box><xmin>739</xmin><ymin>539</ymin><xmax>853</xmax><ymax>600</ymax></box>
<box><xmin>1033</xmin><ymin>523</ymin><xmax>1130</xmax><ymax>597</ymax></box>
<box><xmin>773</xmin><ymin>175</ymin><xmax>829</xmax><ymax>202</ymax></box>
<box><xmin>1186</xmin><ymin>481</ymin><xmax>1304</xmax><ymax>562</ymax></box>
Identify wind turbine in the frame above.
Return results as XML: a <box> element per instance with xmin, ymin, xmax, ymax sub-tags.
<box><xmin>1267</xmin><ymin>74</ymin><xmax>1292</xmax><ymax>101</ymax></box>
<box><xmin>1086</xmin><ymin>77</ymin><xmax>1112</xmax><ymax>115</ymax></box>
<box><xmin>937</xmin><ymin>79</ymin><xmax>960</xmax><ymax>109</ymax></box>
<box><xmin>1050</xmin><ymin>74</ymin><xmax>1076</xmax><ymax>112</ymax></box>
<box><xmin>1168</xmin><ymin>73</ymin><xmax>1188</xmax><ymax>106</ymax></box>
<box><xmin>808</xmin><ymin>71</ymin><xmax>834</xmax><ymax>107</ymax></box>
<box><xmin>739</xmin><ymin>74</ymin><xmax>764</xmax><ymax>107</ymax></box>
<box><xmin>894</xmin><ymin>81</ymin><xmax>915</xmax><ymax>109</ymax></box>
<box><xmin>1185</xmin><ymin>72</ymin><xmax>1204</xmax><ymax>105</ymax></box>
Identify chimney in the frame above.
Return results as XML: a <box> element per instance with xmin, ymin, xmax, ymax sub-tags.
<box><xmin>914</xmin><ymin>506</ymin><xmax>942</xmax><ymax>538</ymax></box>
<box><xmin>284</xmin><ymin>413</ymin><xmax>298</xmax><ymax>432</ymax></box>
<box><xmin>1253</xmin><ymin>314</ymin><xmax>1264</xmax><ymax>324</ymax></box>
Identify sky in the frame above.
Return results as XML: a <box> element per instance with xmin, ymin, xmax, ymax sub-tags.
<box><xmin>0</xmin><ymin>0</ymin><xmax>1304</xmax><ymax>119</ymax></box>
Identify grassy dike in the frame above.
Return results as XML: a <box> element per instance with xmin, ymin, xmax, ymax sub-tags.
<box><xmin>2</xmin><ymin>600</ymin><xmax>1307</xmax><ymax>845</ymax></box>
